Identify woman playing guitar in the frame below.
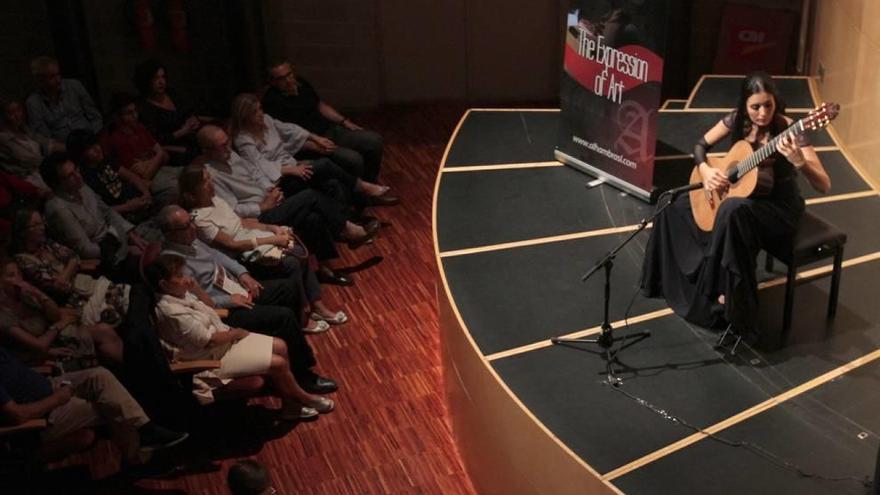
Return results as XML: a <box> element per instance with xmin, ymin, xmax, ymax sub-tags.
<box><xmin>641</xmin><ymin>71</ymin><xmax>831</xmax><ymax>344</ymax></box>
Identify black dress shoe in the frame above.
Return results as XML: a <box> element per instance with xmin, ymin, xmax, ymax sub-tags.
<box><xmin>363</xmin><ymin>218</ymin><xmax>380</xmax><ymax>235</ymax></box>
<box><xmin>316</xmin><ymin>269</ymin><xmax>354</xmax><ymax>286</ymax></box>
<box><xmin>352</xmin><ymin>213</ymin><xmax>378</xmax><ymax>226</ymax></box>
<box><xmin>368</xmin><ymin>192</ymin><xmax>399</xmax><ymax>206</ymax></box>
<box><xmin>346</xmin><ymin>223</ymin><xmax>379</xmax><ymax>250</ymax></box>
<box><xmin>301</xmin><ymin>375</ymin><xmax>338</xmax><ymax>394</ymax></box>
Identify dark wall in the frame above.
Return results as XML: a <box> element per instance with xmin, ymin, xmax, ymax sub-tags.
<box><xmin>0</xmin><ymin>1</ymin><xmax>55</xmax><ymax>101</ymax></box>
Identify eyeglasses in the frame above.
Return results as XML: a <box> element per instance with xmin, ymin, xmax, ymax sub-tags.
<box><xmin>272</xmin><ymin>71</ymin><xmax>295</xmax><ymax>81</ymax></box>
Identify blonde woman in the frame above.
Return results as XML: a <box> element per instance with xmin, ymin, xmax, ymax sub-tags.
<box><xmin>229</xmin><ymin>93</ymin><xmax>397</xmax><ymax>206</ymax></box>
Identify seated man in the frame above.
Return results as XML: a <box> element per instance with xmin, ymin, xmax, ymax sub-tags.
<box><xmin>157</xmin><ymin>205</ymin><xmax>337</xmax><ymax>394</ymax></box>
<box><xmin>25</xmin><ymin>56</ymin><xmax>103</xmax><ymax>142</ymax></box>
<box><xmin>40</xmin><ymin>152</ymin><xmax>149</xmax><ymax>282</ymax></box>
<box><xmin>0</xmin><ymin>345</ymin><xmax>187</xmax><ymax>464</ymax></box>
<box><xmin>262</xmin><ymin>60</ymin><xmax>384</xmax><ymax>184</ymax></box>
<box><xmin>197</xmin><ymin>125</ymin><xmax>376</xmax><ymax>286</ymax></box>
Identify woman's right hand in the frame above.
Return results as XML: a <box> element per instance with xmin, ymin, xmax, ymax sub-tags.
<box><xmin>699</xmin><ymin>163</ymin><xmax>729</xmax><ymax>193</ymax></box>
<box><xmin>48</xmin><ymin>347</ymin><xmax>76</xmax><ymax>359</ymax></box>
<box><xmin>229</xmin><ymin>293</ymin><xmax>255</xmax><ymax>309</ymax></box>
<box><xmin>271</xmin><ymin>232</ymin><xmax>291</xmax><ymax>247</ymax></box>
<box><xmin>290</xmin><ymin>164</ymin><xmax>314</xmax><ymax>180</ymax></box>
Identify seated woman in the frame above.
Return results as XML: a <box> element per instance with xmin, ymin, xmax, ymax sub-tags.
<box><xmin>178</xmin><ymin>164</ymin><xmax>347</xmax><ymax>332</ymax></box>
<box><xmin>67</xmin><ymin>129</ymin><xmax>153</xmax><ymax>225</ymax></box>
<box><xmin>641</xmin><ymin>72</ymin><xmax>831</xmax><ymax>343</ymax></box>
<box><xmin>0</xmin><ymin>258</ymin><xmax>122</xmax><ymax>366</ymax></box>
<box><xmin>10</xmin><ymin>208</ymin><xmax>130</xmax><ymax>327</ymax></box>
<box><xmin>133</xmin><ymin>59</ymin><xmax>208</xmax><ymax>167</ymax></box>
<box><xmin>146</xmin><ymin>253</ymin><xmax>333</xmax><ymax>418</ymax></box>
<box><xmin>229</xmin><ymin>93</ymin><xmax>397</xmax><ymax>208</ymax></box>
<box><xmin>0</xmin><ymin>168</ymin><xmax>45</xmax><ymax>239</ymax></box>
<box><xmin>0</xmin><ymin>97</ymin><xmax>60</xmax><ymax>191</ymax></box>
<box><xmin>103</xmin><ymin>93</ymin><xmax>179</xmax><ymax>207</ymax></box>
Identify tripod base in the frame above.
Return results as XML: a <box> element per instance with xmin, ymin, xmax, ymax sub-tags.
<box><xmin>551</xmin><ymin>329</ymin><xmax>652</xmax><ymax>385</ymax></box>
<box><xmin>715</xmin><ymin>324</ymin><xmax>742</xmax><ymax>355</ymax></box>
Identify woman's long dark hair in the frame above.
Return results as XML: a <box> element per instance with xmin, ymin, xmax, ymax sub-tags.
<box><xmin>9</xmin><ymin>207</ymin><xmax>39</xmax><ymax>254</ymax></box>
<box><xmin>177</xmin><ymin>163</ymin><xmax>209</xmax><ymax>211</ymax></box>
<box><xmin>731</xmin><ymin>71</ymin><xmax>787</xmax><ymax>142</ymax></box>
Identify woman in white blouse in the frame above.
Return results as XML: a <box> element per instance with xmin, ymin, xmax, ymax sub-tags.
<box><xmin>147</xmin><ymin>253</ymin><xmax>333</xmax><ymax>418</ymax></box>
<box><xmin>228</xmin><ymin>93</ymin><xmax>398</xmax><ymax>206</ymax></box>
<box><xmin>178</xmin><ymin>164</ymin><xmax>349</xmax><ymax>331</ymax></box>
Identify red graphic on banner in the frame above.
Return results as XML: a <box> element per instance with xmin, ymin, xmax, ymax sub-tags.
<box><xmin>563</xmin><ymin>43</ymin><xmax>663</xmax><ymax>100</ymax></box>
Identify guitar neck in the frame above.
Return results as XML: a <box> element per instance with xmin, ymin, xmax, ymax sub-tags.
<box><xmin>734</xmin><ymin>119</ymin><xmax>805</xmax><ymax>178</ymax></box>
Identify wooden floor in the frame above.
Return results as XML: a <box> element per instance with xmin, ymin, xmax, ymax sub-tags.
<box><xmin>55</xmin><ymin>104</ymin><xmax>479</xmax><ymax>494</ymax></box>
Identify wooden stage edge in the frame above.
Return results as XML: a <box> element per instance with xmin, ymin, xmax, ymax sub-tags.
<box><xmin>433</xmin><ymin>108</ymin><xmax>619</xmax><ymax>495</ymax></box>
<box><xmin>438</xmin><ymin>287</ymin><xmax>621</xmax><ymax>495</ymax></box>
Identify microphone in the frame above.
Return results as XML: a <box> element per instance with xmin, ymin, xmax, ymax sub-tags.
<box><xmin>661</xmin><ymin>182</ymin><xmax>703</xmax><ymax>199</ymax></box>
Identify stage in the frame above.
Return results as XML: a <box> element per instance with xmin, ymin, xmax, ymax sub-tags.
<box><xmin>433</xmin><ymin>76</ymin><xmax>880</xmax><ymax>494</ymax></box>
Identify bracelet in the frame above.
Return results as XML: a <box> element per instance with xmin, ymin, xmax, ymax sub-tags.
<box><xmin>251</xmin><ymin>238</ymin><xmax>259</xmax><ymax>249</ymax></box>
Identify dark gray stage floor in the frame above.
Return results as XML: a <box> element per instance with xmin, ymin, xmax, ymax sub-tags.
<box><xmin>436</xmin><ymin>76</ymin><xmax>880</xmax><ymax>493</ymax></box>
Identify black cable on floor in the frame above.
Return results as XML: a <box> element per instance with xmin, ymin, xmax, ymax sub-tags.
<box><xmin>604</xmin><ymin>381</ymin><xmax>872</xmax><ymax>488</ymax></box>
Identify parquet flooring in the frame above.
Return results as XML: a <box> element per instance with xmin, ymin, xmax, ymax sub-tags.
<box><xmin>51</xmin><ymin>104</ymin><xmax>479</xmax><ymax>494</ymax></box>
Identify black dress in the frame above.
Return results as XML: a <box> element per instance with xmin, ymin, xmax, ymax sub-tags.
<box><xmin>138</xmin><ymin>94</ymin><xmax>200</xmax><ymax>166</ymax></box>
<box><xmin>641</xmin><ymin>113</ymin><xmax>806</xmax><ymax>335</ymax></box>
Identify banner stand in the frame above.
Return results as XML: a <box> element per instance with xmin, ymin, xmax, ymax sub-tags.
<box><xmin>554</xmin><ymin>149</ymin><xmax>653</xmax><ymax>201</ymax></box>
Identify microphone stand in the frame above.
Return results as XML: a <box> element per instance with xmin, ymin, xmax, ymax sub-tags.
<box><xmin>551</xmin><ymin>185</ymin><xmax>696</xmax><ymax>385</ymax></box>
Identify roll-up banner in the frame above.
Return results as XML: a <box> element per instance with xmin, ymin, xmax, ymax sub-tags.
<box><xmin>556</xmin><ymin>1</ymin><xmax>669</xmax><ymax>202</ymax></box>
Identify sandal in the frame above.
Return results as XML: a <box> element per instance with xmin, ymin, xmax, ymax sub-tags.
<box><xmin>303</xmin><ymin>320</ymin><xmax>330</xmax><ymax>334</ymax></box>
<box><xmin>311</xmin><ymin>311</ymin><xmax>349</xmax><ymax>325</ymax></box>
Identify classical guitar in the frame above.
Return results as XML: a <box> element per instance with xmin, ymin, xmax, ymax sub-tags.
<box><xmin>689</xmin><ymin>102</ymin><xmax>840</xmax><ymax>232</ymax></box>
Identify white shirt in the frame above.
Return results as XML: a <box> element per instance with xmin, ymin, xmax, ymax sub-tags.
<box><xmin>191</xmin><ymin>195</ymin><xmax>277</xmax><ymax>261</ymax></box>
<box><xmin>155</xmin><ymin>292</ymin><xmax>231</xmax><ymax>362</ymax></box>
<box><xmin>233</xmin><ymin>114</ymin><xmax>310</xmax><ymax>183</ymax></box>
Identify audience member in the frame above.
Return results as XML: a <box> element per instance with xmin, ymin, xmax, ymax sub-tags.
<box><xmin>67</xmin><ymin>129</ymin><xmax>153</xmax><ymax>225</ymax></box>
<box><xmin>0</xmin><ymin>169</ymin><xmax>44</xmax><ymax>239</ymax></box>
<box><xmin>178</xmin><ymin>164</ymin><xmax>347</xmax><ymax>332</ymax></box>
<box><xmin>231</xmin><ymin>93</ymin><xmax>396</xmax><ymax>207</ymax></box>
<box><xmin>197</xmin><ymin>125</ymin><xmax>377</xmax><ymax>286</ymax></box>
<box><xmin>0</xmin><ymin>97</ymin><xmax>60</xmax><ymax>190</ymax></box>
<box><xmin>133</xmin><ymin>59</ymin><xmax>206</xmax><ymax>166</ymax></box>
<box><xmin>40</xmin><ymin>152</ymin><xmax>148</xmax><ymax>281</ymax></box>
<box><xmin>0</xmin><ymin>257</ymin><xmax>121</xmax><ymax>366</ymax></box>
<box><xmin>157</xmin><ymin>205</ymin><xmax>338</xmax><ymax>393</ymax></box>
<box><xmin>103</xmin><ymin>93</ymin><xmax>178</xmax><ymax>207</ymax></box>
<box><xmin>263</xmin><ymin>60</ymin><xmax>384</xmax><ymax>184</ymax></box>
<box><xmin>146</xmin><ymin>253</ymin><xmax>333</xmax><ymax>417</ymax></box>
<box><xmin>228</xmin><ymin>459</ymin><xmax>275</xmax><ymax>495</ymax></box>
<box><xmin>10</xmin><ymin>208</ymin><xmax>130</xmax><ymax>327</ymax></box>
<box><xmin>0</xmin><ymin>346</ymin><xmax>188</xmax><ymax>464</ymax></box>
<box><xmin>25</xmin><ymin>56</ymin><xmax>102</xmax><ymax>142</ymax></box>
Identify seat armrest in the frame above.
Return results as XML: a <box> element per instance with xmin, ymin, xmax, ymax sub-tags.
<box><xmin>0</xmin><ymin>419</ymin><xmax>48</xmax><ymax>437</ymax></box>
<box><xmin>170</xmin><ymin>360</ymin><xmax>221</xmax><ymax>374</ymax></box>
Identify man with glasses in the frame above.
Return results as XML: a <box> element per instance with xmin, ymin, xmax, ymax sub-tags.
<box><xmin>26</xmin><ymin>56</ymin><xmax>103</xmax><ymax>142</ymax></box>
<box><xmin>157</xmin><ymin>205</ymin><xmax>338</xmax><ymax>394</ymax></box>
<box><xmin>262</xmin><ymin>60</ymin><xmax>387</xmax><ymax>188</ymax></box>
<box><xmin>40</xmin><ymin>152</ymin><xmax>149</xmax><ymax>282</ymax></box>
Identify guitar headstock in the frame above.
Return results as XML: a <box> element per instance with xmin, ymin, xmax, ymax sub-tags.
<box><xmin>804</xmin><ymin>102</ymin><xmax>840</xmax><ymax>131</ymax></box>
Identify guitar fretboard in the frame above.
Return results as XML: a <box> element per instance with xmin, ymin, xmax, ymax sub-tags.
<box><xmin>734</xmin><ymin>120</ymin><xmax>805</xmax><ymax>180</ymax></box>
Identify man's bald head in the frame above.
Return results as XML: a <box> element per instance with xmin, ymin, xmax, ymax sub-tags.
<box><xmin>197</xmin><ymin>125</ymin><xmax>232</xmax><ymax>162</ymax></box>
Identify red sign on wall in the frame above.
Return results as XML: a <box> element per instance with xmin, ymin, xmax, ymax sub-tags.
<box><xmin>713</xmin><ymin>4</ymin><xmax>797</xmax><ymax>74</ymax></box>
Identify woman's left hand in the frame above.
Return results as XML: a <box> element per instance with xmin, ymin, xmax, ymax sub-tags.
<box><xmin>778</xmin><ymin>134</ymin><xmax>806</xmax><ymax>168</ymax></box>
